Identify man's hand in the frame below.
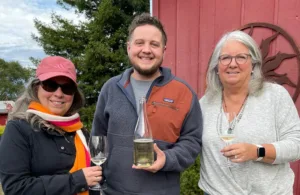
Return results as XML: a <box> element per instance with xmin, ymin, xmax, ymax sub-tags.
<box><xmin>132</xmin><ymin>143</ymin><xmax>166</xmax><ymax>173</ymax></box>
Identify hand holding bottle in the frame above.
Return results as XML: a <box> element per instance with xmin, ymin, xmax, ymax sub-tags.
<box><xmin>132</xmin><ymin>143</ymin><xmax>166</xmax><ymax>173</ymax></box>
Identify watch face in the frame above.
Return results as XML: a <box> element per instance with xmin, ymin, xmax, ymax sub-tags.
<box><xmin>258</xmin><ymin>147</ymin><xmax>265</xmax><ymax>157</ymax></box>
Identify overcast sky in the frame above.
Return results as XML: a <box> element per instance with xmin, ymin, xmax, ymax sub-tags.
<box><xmin>0</xmin><ymin>0</ymin><xmax>85</xmax><ymax>68</ymax></box>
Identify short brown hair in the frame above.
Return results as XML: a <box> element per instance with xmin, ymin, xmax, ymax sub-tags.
<box><xmin>128</xmin><ymin>13</ymin><xmax>167</xmax><ymax>46</ymax></box>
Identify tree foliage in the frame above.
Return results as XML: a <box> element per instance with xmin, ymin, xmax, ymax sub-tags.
<box><xmin>180</xmin><ymin>156</ymin><xmax>203</xmax><ymax>195</ymax></box>
<box><xmin>0</xmin><ymin>59</ymin><xmax>33</xmax><ymax>100</ymax></box>
<box><xmin>0</xmin><ymin>125</ymin><xmax>5</xmax><ymax>136</ymax></box>
<box><xmin>57</xmin><ymin>0</ymin><xmax>101</xmax><ymax>19</ymax></box>
<box><xmin>33</xmin><ymin>0</ymin><xmax>149</xmax><ymax>127</ymax></box>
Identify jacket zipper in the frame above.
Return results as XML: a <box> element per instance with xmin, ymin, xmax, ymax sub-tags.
<box><xmin>152</xmin><ymin>101</ymin><xmax>179</xmax><ymax>111</ymax></box>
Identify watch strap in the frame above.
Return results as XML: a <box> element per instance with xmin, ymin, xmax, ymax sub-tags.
<box><xmin>256</xmin><ymin>144</ymin><xmax>264</xmax><ymax>161</ymax></box>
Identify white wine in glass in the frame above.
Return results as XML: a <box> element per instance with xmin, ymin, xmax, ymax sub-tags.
<box><xmin>220</xmin><ymin>134</ymin><xmax>235</xmax><ymax>143</ymax></box>
<box><xmin>91</xmin><ymin>156</ymin><xmax>107</xmax><ymax>166</ymax></box>
<box><xmin>218</xmin><ymin>112</ymin><xmax>237</xmax><ymax>167</ymax></box>
<box><xmin>89</xmin><ymin>135</ymin><xmax>108</xmax><ymax>191</ymax></box>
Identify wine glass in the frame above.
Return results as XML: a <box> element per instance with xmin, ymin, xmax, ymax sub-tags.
<box><xmin>89</xmin><ymin>135</ymin><xmax>108</xmax><ymax>191</ymax></box>
<box><xmin>218</xmin><ymin>112</ymin><xmax>237</xmax><ymax>167</ymax></box>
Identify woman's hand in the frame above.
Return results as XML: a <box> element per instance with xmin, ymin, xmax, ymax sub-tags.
<box><xmin>82</xmin><ymin>166</ymin><xmax>102</xmax><ymax>186</ymax></box>
<box><xmin>132</xmin><ymin>143</ymin><xmax>166</xmax><ymax>173</ymax></box>
<box><xmin>221</xmin><ymin>143</ymin><xmax>257</xmax><ymax>163</ymax></box>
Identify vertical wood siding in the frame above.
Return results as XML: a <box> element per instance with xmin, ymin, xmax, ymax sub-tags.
<box><xmin>153</xmin><ymin>0</ymin><xmax>300</xmax><ymax>194</ymax></box>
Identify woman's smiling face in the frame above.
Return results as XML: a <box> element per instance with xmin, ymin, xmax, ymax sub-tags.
<box><xmin>218</xmin><ymin>40</ymin><xmax>253</xmax><ymax>89</ymax></box>
<box><xmin>38</xmin><ymin>76</ymin><xmax>74</xmax><ymax>116</ymax></box>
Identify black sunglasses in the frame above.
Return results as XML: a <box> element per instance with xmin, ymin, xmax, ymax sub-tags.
<box><xmin>41</xmin><ymin>80</ymin><xmax>77</xmax><ymax>95</ymax></box>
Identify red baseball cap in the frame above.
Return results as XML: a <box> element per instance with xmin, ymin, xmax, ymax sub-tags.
<box><xmin>36</xmin><ymin>56</ymin><xmax>77</xmax><ymax>84</ymax></box>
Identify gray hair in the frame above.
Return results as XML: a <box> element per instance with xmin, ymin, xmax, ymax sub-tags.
<box><xmin>8</xmin><ymin>78</ymin><xmax>85</xmax><ymax>132</ymax></box>
<box><xmin>205</xmin><ymin>30</ymin><xmax>264</xmax><ymax>98</ymax></box>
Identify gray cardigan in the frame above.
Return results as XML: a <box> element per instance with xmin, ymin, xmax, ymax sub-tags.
<box><xmin>199</xmin><ymin>83</ymin><xmax>300</xmax><ymax>195</ymax></box>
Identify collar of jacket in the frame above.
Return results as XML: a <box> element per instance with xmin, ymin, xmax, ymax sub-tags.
<box><xmin>39</xmin><ymin>125</ymin><xmax>73</xmax><ymax>137</ymax></box>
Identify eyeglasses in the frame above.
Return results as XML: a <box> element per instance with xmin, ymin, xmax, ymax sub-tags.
<box><xmin>41</xmin><ymin>80</ymin><xmax>77</xmax><ymax>95</ymax></box>
<box><xmin>218</xmin><ymin>53</ymin><xmax>251</xmax><ymax>66</ymax></box>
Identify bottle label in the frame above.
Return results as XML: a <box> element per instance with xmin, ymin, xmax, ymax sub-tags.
<box><xmin>133</xmin><ymin>139</ymin><xmax>154</xmax><ymax>167</ymax></box>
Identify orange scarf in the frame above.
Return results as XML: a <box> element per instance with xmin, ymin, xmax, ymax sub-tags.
<box><xmin>27</xmin><ymin>102</ymin><xmax>90</xmax><ymax>195</ymax></box>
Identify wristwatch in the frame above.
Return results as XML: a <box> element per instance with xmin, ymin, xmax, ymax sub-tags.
<box><xmin>256</xmin><ymin>144</ymin><xmax>265</xmax><ymax>161</ymax></box>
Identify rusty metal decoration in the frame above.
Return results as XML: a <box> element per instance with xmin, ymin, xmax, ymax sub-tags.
<box><xmin>239</xmin><ymin>23</ymin><xmax>300</xmax><ymax>102</ymax></box>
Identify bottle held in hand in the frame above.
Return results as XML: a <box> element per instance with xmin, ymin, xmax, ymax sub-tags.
<box><xmin>133</xmin><ymin>97</ymin><xmax>154</xmax><ymax>167</ymax></box>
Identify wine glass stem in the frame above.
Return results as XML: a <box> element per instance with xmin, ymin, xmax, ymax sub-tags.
<box><xmin>226</xmin><ymin>142</ymin><xmax>230</xmax><ymax>165</ymax></box>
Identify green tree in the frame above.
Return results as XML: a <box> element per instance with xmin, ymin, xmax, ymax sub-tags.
<box><xmin>33</xmin><ymin>0</ymin><xmax>149</xmax><ymax>128</ymax></box>
<box><xmin>57</xmin><ymin>0</ymin><xmax>101</xmax><ymax>19</ymax></box>
<box><xmin>0</xmin><ymin>59</ymin><xmax>33</xmax><ymax>100</ymax></box>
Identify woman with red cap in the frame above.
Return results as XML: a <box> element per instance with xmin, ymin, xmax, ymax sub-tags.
<box><xmin>0</xmin><ymin>56</ymin><xmax>101</xmax><ymax>195</ymax></box>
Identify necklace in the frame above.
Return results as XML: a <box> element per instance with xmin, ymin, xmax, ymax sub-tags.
<box><xmin>218</xmin><ymin>93</ymin><xmax>248</xmax><ymax>133</ymax></box>
<box><xmin>222</xmin><ymin>93</ymin><xmax>248</xmax><ymax>118</ymax></box>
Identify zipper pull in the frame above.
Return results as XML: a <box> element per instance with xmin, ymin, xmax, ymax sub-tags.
<box><xmin>152</xmin><ymin>102</ymin><xmax>157</xmax><ymax>113</ymax></box>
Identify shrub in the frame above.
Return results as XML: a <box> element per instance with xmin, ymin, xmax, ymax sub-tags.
<box><xmin>0</xmin><ymin>125</ymin><xmax>5</xmax><ymax>136</ymax></box>
<box><xmin>180</xmin><ymin>156</ymin><xmax>203</xmax><ymax>195</ymax></box>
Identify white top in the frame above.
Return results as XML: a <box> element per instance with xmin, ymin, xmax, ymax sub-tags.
<box><xmin>198</xmin><ymin>83</ymin><xmax>300</xmax><ymax>195</ymax></box>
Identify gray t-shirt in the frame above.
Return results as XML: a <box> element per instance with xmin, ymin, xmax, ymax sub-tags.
<box><xmin>198</xmin><ymin>83</ymin><xmax>300</xmax><ymax>195</ymax></box>
<box><xmin>130</xmin><ymin>76</ymin><xmax>152</xmax><ymax>113</ymax></box>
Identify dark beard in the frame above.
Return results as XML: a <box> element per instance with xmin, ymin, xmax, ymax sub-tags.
<box><xmin>130</xmin><ymin>59</ymin><xmax>163</xmax><ymax>77</ymax></box>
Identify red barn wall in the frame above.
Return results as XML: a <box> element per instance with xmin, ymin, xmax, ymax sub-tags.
<box><xmin>0</xmin><ymin>114</ymin><xmax>7</xmax><ymax>126</ymax></box>
<box><xmin>153</xmin><ymin>0</ymin><xmax>300</xmax><ymax>194</ymax></box>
